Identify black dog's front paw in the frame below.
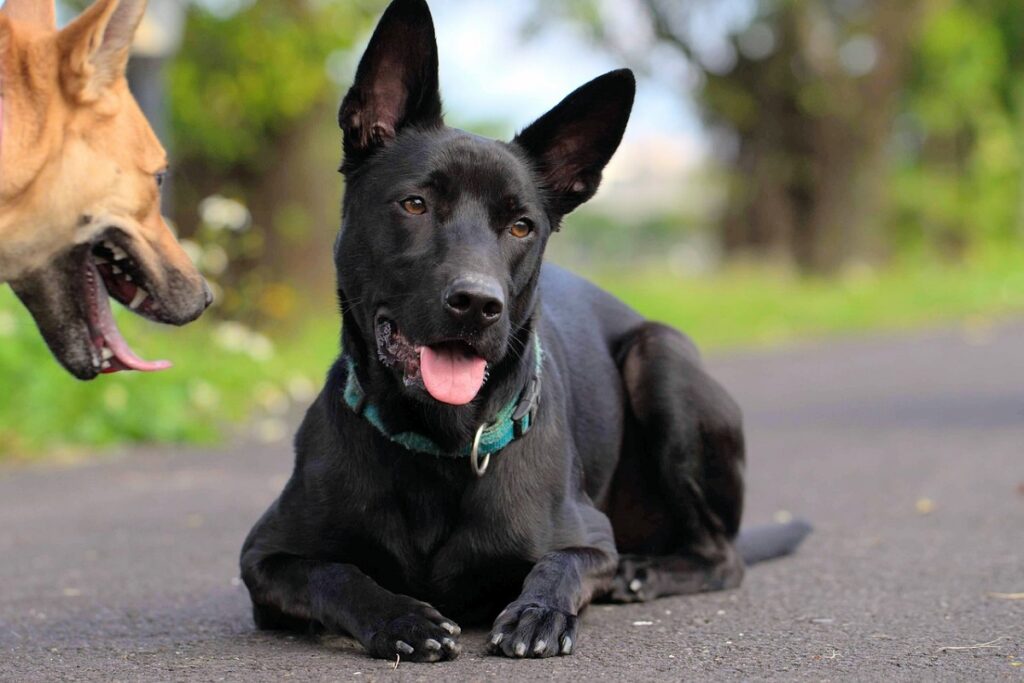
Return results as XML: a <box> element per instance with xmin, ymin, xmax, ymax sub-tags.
<box><xmin>487</xmin><ymin>602</ymin><xmax>578</xmax><ymax>658</ymax></box>
<box><xmin>365</xmin><ymin>600</ymin><xmax>461</xmax><ymax>663</ymax></box>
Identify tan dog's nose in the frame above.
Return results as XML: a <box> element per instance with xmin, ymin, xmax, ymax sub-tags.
<box><xmin>203</xmin><ymin>281</ymin><xmax>214</xmax><ymax>309</ymax></box>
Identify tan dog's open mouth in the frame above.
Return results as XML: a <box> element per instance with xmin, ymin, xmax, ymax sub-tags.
<box><xmin>85</xmin><ymin>237</ymin><xmax>171</xmax><ymax>373</ymax></box>
<box><xmin>11</xmin><ymin>226</ymin><xmax>211</xmax><ymax>380</ymax></box>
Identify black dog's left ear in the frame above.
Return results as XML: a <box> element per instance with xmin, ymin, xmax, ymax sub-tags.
<box><xmin>339</xmin><ymin>0</ymin><xmax>443</xmax><ymax>171</ymax></box>
<box><xmin>514</xmin><ymin>69</ymin><xmax>636</xmax><ymax>221</ymax></box>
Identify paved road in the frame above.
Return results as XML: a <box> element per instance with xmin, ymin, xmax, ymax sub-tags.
<box><xmin>2</xmin><ymin>323</ymin><xmax>1023</xmax><ymax>681</ymax></box>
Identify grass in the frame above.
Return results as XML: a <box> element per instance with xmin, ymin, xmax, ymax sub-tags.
<box><xmin>2</xmin><ymin>247</ymin><xmax>1023</xmax><ymax>459</ymax></box>
<box><xmin>0</xmin><ymin>291</ymin><xmax>340</xmax><ymax>459</ymax></box>
<box><xmin>587</xmin><ymin>248</ymin><xmax>1024</xmax><ymax>350</ymax></box>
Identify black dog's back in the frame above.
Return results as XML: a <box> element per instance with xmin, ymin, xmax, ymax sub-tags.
<box><xmin>539</xmin><ymin>263</ymin><xmax>811</xmax><ymax>564</ymax></box>
<box><xmin>539</xmin><ymin>264</ymin><xmax>644</xmax><ymax>345</ymax></box>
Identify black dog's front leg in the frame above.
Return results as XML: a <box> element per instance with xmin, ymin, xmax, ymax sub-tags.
<box><xmin>488</xmin><ymin>505</ymin><xmax>618</xmax><ymax>660</ymax></box>
<box><xmin>242</xmin><ymin>553</ymin><xmax>462</xmax><ymax>662</ymax></box>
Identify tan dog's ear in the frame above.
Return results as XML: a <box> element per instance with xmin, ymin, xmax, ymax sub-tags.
<box><xmin>57</xmin><ymin>0</ymin><xmax>147</xmax><ymax>102</ymax></box>
<box><xmin>0</xmin><ymin>0</ymin><xmax>57</xmax><ymax>29</ymax></box>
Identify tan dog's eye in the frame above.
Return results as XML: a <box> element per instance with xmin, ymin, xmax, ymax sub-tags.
<box><xmin>510</xmin><ymin>219</ymin><xmax>534</xmax><ymax>239</ymax></box>
<box><xmin>401</xmin><ymin>197</ymin><xmax>428</xmax><ymax>215</ymax></box>
<box><xmin>155</xmin><ymin>170</ymin><xmax>168</xmax><ymax>189</ymax></box>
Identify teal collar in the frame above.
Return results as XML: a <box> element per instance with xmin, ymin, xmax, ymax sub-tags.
<box><xmin>343</xmin><ymin>334</ymin><xmax>543</xmax><ymax>459</ymax></box>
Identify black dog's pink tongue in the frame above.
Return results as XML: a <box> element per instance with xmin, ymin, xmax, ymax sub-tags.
<box><xmin>420</xmin><ymin>344</ymin><xmax>487</xmax><ymax>405</ymax></box>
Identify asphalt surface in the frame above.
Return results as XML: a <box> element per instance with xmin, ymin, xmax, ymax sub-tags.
<box><xmin>2</xmin><ymin>322</ymin><xmax>1023</xmax><ymax>681</ymax></box>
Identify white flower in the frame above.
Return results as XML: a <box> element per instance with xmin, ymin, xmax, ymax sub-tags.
<box><xmin>190</xmin><ymin>381</ymin><xmax>221</xmax><ymax>411</ymax></box>
<box><xmin>287</xmin><ymin>375</ymin><xmax>317</xmax><ymax>403</ymax></box>
<box><xmin>213</xmin><ymin>321</ymin><xmax>275</xmax><ymax>362</ymax></box>
<box><xmin>200</xmin><ymin>245</ymin><xmax>229</xmax><ymax>276</ymax></box>
<box><xmin>199</xmin><ymin>194</ymin><xmax>251</xmax><ymax>232</ymax></box>
<box><xmin>255</xmin><ymin>383</ymin><xmax>290</xmax><ymax>416</ymax></box>
<box><xmin>0</xmin><ymin>311</ymin><xmax>16</xmax><ymax>337</ymax></box>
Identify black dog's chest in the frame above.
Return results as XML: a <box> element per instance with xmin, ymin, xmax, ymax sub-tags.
<box><xmin>345</xmin><ymin>454</ymin><xmax>532</xmax><ymax>607</ymax></box>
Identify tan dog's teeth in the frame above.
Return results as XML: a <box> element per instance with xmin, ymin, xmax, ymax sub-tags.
<box><xmin>102</xmin><ymin>348</ymin><xmax>114</xmax><ymax>361</ymax></box>
<box><xmin>101</xmin><ymin>360</ymin><xmax>112</xmax><ymax>370</ymax></box>
<box><xmin>129</xmin><ymin>290</ymin><xmax>148</xmax><ymax>310</ymax></box>
<box><xmin>112</xmin><ymin>265</ymin><xmax>122</xmax><ymax>274</ymax></box>
<box><xmin>107</xmin><ymin>243</ymin><xmax>129</xmax><ymax>261</ymax></box>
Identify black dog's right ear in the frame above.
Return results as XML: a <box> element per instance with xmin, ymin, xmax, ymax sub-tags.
<box><xmin>339</xmin><ymin>0</ymin><xmax>442</xmax><ymax>170</ymax></box>
<box><xmin>514</xmin><ymin>69</ymin><xmax>636</xmax><ymax>222</ymax></box>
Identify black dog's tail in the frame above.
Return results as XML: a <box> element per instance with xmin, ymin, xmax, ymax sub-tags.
<box><xmin>736</xmin><ymin>519</ymin><xmax>813</xmax><ymax>565</ymax></box>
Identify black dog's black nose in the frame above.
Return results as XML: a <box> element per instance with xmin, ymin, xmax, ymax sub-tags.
<box><xmin>444</xmin><ymin>275</ymin><xmax>505</xmax><ymax>329</ymax></box>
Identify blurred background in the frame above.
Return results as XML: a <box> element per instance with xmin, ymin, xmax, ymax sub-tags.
<box><xmin>2</xmin><ymin>0</ymin><xmax>1023</xmax><ymax>459</ymax></box>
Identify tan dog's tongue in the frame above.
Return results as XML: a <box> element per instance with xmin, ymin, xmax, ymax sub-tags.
<box><xmin>420</xmin><ymin>345</ymin><xmax>487</xmax><ymax>405</ymax></box>
<box><xmin>89</xmin><ymin>264</ymin><xmax>172</xmax><ymax>374</ymax></box>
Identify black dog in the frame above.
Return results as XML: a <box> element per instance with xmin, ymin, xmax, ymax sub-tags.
<box><xmin>241</xmin><ymin>0</ymin><xmax>810</xmax><ymax>662</ymax></box>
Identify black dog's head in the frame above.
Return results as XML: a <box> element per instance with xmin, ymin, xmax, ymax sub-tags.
<box><xmin>335</xmin><ymin>0</ymin><xmax>634</xmax><ymax>407</ymax></box>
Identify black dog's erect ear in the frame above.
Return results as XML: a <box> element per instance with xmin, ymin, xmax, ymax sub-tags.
<box><xmin>338</xmin><ymin>0</ymin><xmax>443</xmax><ymax>171</ymax></box>
<box><xmin>514</xmin><ymin>69</ymin><xmax>636</xmax><ymax>221</ymax></box>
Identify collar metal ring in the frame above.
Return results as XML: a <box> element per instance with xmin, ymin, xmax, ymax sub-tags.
<box><xmin>470</xmin><ymin>423</ymin><xmax>491</xmax><ymax>477</ymax></box>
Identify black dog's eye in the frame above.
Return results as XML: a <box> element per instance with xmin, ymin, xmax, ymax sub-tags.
<box><xmin>510</xmin><ymin>218</ymin><xmax>534</xmax><ymax>239</ymax></box>
<box><xmin>155</xmin><ymin>170</ymin><xmax>168</xmax><ymax>189</ymax></box>
<box><xmin>400</xmin><ymin>196</ymin><xmax>428</xmax><ymax>216</ymax></box>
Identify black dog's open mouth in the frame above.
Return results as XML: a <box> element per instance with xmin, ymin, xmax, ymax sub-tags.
<box><xmin>375</xmin><ymin>316</ymin><xmax>490</xmax><ymax>406</ymax></box>
<box><xmin>84</xmin><ymin>236</ymin><xmax>171</xmax><ymax>374</ymax></box>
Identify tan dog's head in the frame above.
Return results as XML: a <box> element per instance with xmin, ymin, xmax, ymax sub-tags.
<box><xmin>0</xmin><ymin>0</ymin><xmax>211</xmax><ymax>379</ymax></box>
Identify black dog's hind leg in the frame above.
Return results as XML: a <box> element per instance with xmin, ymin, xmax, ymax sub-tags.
<box><xmin>487</xmin><ymin>505</ymin><xmax>618</xmax><ymax>658</ymax></box>
<box><xmin>240</xmin><ymin>549</ymin><xmax>462</xmax><ymax>662</ymax></box>
<box><xmin>604</xmin><ymin>323</ymin><xmax>748</xmax><ymax>603</ymax></box>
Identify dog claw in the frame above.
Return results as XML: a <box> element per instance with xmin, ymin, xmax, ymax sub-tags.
<box><xmin>560</xmin><ymin>636</ymin><xmax>573</xmax><ymax>655</ymax></box>
<box><xmin>442</xmin><ymin>638</ymin><xmax>456</xmax><ymax>650</ymax></box>
<box><xmin>440</xmin><ymin>621</ymin><xmax>460</xmax><ymax>635</ymax></box>
<box><xmin>514</xmin><ymin>642</ymin><xmax>527</xmax><ymax>657</ymax></box>
<box><xmin>424</xmin><ymin>638</ymin><xmax>441</xmax><ymax>651</ymax></box>
<box><xmin>533</xmin><ymin>640</ymin><xmax>547</xmax><ymax>654</ymax></box>
<box><xmin>629</xmin><ymin>579</ymin><xmax>643</xmax><ymax>592</ymax></box>
<box><xmin>490</xmin><ymin>633</ymin><xmax>504</xmax><ymax>646</ymax></box>
<box><xmin>395</xmin><ymin>640</ymin><xmax>414</xmax><ymax>655</ymax></box>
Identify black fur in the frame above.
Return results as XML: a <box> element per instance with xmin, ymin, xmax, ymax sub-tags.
<box><xmin>240</xmin><ymin>0</ymin><xmax>810</xmax><ymax>663</ymax></box>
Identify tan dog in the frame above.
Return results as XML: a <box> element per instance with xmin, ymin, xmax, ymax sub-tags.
<box><xmin>0</xmin><ymin>0</ymin><xmax>210</xmax><ymax>379</ymax></box>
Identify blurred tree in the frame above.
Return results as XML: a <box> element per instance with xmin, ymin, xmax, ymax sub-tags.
<box><xmin>707</xmin><ymin>1</ymin><xmax>924</xmax><ymax>273</ymax></box>
<box><xmin>166</xmin><ymin>0</ymin><xmax>384</xmax><ymax>322</ymax></box>
<box><xmin>892</xmin><ymin>0</ymin><xmax>1024</xmax><ymax>259</ymax></box>
<box><xmin>542</xmin><ymin>0</ymin><xmax>925</xmax><ymax>273</ymax></box>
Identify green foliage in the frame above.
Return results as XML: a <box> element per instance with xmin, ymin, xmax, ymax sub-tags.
<box><xmin>580</xmin><ymin>246</ymin><xmax>1024</xmax><ymax>350</ymax></box>
<box><xmin>168</xmin><ymin>0</ymin><xmax>379</xmax><ymax>173</ymax></box>
<box><xmin>0</xmin><ymin>288</ymin><xmax>339</xmax><ymax>458</ymax></box>
<box><xmin>538</xmin><ymin>0</ymin><xmax>1024</xmax><ymax>269</ymax></box>
<box><xmin>893</xmin><ymin>0</ymin><xmax>1024</xmax><ymax>254</ymax></box>
<box><xmin>552</xmin><ymin>209</ymin><xmax>705</xmax><ymax>265</ymax></box>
